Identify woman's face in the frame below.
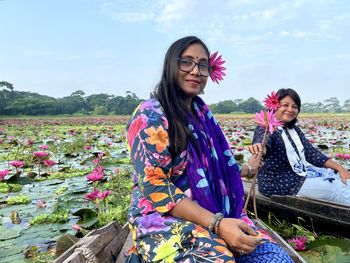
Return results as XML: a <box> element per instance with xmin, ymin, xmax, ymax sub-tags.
<box><xmin>275</xmin><ymin>95</ymin><xmax>299</xmax><ymax>123</ymax></box>
<box><xmin>176</xmin><ymin>43</ymin><xmax>209</xmax><ymax>99</ymax></box>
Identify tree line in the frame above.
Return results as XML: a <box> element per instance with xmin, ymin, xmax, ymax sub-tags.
<box><xmin>0</xmin><ymin>81</ymin><xmax>349</xmax><ymax>116</ymax></box>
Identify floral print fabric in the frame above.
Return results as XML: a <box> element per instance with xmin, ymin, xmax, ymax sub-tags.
<box><xmin>125</xmin><ymin>98</ymin><xmax>292</xmax><ymax>262</ymax></box>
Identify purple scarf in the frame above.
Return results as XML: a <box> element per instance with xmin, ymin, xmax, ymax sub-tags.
<box><xmin>185</xmin><ymin>96</ymin><xmax>244</xmax><ymax>218</ymax></box>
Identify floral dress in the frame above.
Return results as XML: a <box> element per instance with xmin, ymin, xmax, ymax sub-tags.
<box><xmin>124</xmin><ymin>98</ymin><xmax>293</xmax><ymax>263</ymax></box>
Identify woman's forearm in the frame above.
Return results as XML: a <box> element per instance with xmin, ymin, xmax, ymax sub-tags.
<box><xmin>169</xmin><ymin>197</ymin><xmax>214</xmax><ymax>229</ymax></box>
<box><xmin>324</xmin><ymin>159</ymin><xmax>346</xmax><ymax>173</ymax></box>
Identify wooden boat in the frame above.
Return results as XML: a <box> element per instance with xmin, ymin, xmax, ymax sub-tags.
<box><xmin>243</xmin><ymin>179</ymin><xmax>350</xmax><ymax>238</ymax></box>
<box><xmin>53</xmin><ymin>221</ymin><xmax>130</xmax><ymax>263</ymax></box>
<box><xmin>53</xmin><ymin>219</ymin><xmax>306</xmax><ymax>263</ymax></box>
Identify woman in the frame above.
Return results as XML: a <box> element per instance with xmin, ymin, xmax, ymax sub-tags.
<box><xmin>250</xmin><ymin>88</ymin><xmax>350</xmax><ymax>205</ymax></box>
<box><xmin>125</xmin><ymin>36</ymin><xmax>293</xmax><ymax>262</ymax></box>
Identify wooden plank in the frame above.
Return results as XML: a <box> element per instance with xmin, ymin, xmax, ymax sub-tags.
<box><xmin>53</xmin><ymin>221</ymin><xmax>126</xmax><ymax>263</ymax></box>
<box><xmin>53</xmin><ymin>236</ymin><xmax>95</xmax><ymax>263</ymax></box>
<box><xmin>116</xmin><ymin>232</ymin><xmax>133</xmax><ymax>263</ymax></box>
<box><xmin>100</xmin><ymin>227</ymin><xmax>129</xmax><ymax>261</ymax></box>
<box><xmin>243</xmin><ymin>179</ymin><xmax>350</xmax><ymax>237</ymax></box>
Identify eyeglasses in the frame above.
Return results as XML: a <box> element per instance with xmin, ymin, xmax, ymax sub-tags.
<box><xmin>177</xmin><ymin>58</ymin><xmax>211</xmax><ymax>77</ymax></box>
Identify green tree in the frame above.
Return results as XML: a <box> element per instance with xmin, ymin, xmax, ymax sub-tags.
<box><xmin>0</xmin><ymin>81</ymin><xmax>15</xmax><ymax>113</ymax></box>
<box><xmin>3</xmin><ymin>92</ymin><xmax>57</xmax><ymax>115</ymax></box>
<box><xmin>56</xmin><ymin>96</ymin><xmax>86</xmax><ymax>114</ymax></box>
<box><xmin>85</xmin><ymin>94</ymin><xmax>113</xmax><ymax>112</ymax></box>
<box><xmin>343</xmin><ymin>99</ymin><xmax>350</xmax><ymax>112</ymax></box>
<box><xmin>237</xmin><ymin>97</ymin><xmax>264</xmax><ymax>113</ymax></box>
<box><xmin>323</xmin><ymin>97</ymin><xmax>341</xmax><ymax>113</ymax></box>
<box><xmin>212</xmin><ymin>100</ymin><xmax>237</xmax><ymax>114</ymax></box>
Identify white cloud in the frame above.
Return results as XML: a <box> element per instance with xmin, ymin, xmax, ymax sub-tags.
<box><xmin>99</xmin><ymin>0</ymin><xmax>165</xmax><ymax>22</ymax></box>
<box><xmin>279</xmin><ymin>30</ymin><xmax>289</xmax><ymax>37</ymax></box>
<box><xmin>25</xmin><ymin>50</ymin><xmax>54</xmax><ymax>56</ymax></box>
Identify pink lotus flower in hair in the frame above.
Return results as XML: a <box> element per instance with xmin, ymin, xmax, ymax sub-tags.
<box><xmin>209</xmin><ymin>51</ymin><xmax>226</xmax><ymax>84</ymax></box>
<box><xmin>263</xmin><ymin>91</ymin><xmax>280</xmax><ymax>110</ymax></box>
<box><xmin>255</xmin><ymin>110</ymin><xmax>283</xmax><ymax>134</ymax></box>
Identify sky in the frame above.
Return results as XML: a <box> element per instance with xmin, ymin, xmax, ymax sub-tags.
<box><xmin>1</xmin><ymin>0</ymin><xmax>350</xmax><ymax>104</ymax></box>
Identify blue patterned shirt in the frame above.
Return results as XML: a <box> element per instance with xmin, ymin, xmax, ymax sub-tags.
<box><xmin>252</xmin><ymin>125</ymin><xmax>329</xmax><ymax>196</ymax></box>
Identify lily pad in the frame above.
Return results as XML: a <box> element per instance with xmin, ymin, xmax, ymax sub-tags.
<box><xmin>0</xmin><ymin>225</ymin><xmax>22</xmax><ymax>241</ymax></box>
<box><xmin>72</xmin><ymin>208</ymin><xmax>98</xmax><ymax>228</ymax></box>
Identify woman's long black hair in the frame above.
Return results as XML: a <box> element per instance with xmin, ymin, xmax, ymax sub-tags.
<box><xmin>276</xmin><ymin>88</ymin><xmax>301</xmax><ymax>128</ymax></box>
<box><xmin>153</xmin><ymin>36</ymin><xmax>210</xmax><ymax>155</ymax></box>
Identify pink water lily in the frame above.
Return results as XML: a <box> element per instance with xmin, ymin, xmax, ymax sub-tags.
<box><xmin>86</xmin><ymin>166</ymin><xmax>104</xmax><ymax>182</ymax></box>
<box><xmin>263</xmin><ymin>91</ymin><xmax>280</xmax><ymax>110</ymax></box>
<box><xmin>26</xmin><ymin>139</ymin><xmax>34</xmax><ymax>146</ymax></box>
<box><xmin>84</xmin><ymin>145</ymin><xmax>92</xmax><ymax>150</ymax></box>
<box><xmin>287</xmin><ymin>236</ymin><xmax>308</xmax><ymax>251</ymax></box>
<box><xmin>335</xmin><ymin>153</ymin><xmax>350</xmax><ymax>159</ymax></box>
<box><xmin>72</xmin><ymin>224</ymin><xmax>82</xmax><ymax>232</ymax></box>
<box><xmin>98</xmin><ymin>190</ymin><xmax>111</xmax><ymax>201</ymax></box>
<box><xmin>43</xmin><ymin>159</ymin><xmax>57</xmax><ymax>167</ymax></box>
<box><xmin>36</xmin><ymin>199</ymin><xmax>47</xmax><ymax>208</ymax></box>
<box><xmin>0</xmin><ymin>169</ymin><xmax>10</xmax><ymax>180</ymax></box>
<box><xmin>84</xmin><ymin>189</ymin><xmax>100</xmax><ymax>201</ymax></box>
<box><xmin>255</xmin><ymin>110</ymin><xmax>283</xmax><ymax>134</ymax></box>
<box><xmin>9</xmin><ymin>160</ymin><xmax>25</xmax><ymax>168</ymax></box>
<box><xmin>33</xmin><ymin>151</ymin><xmax>48</xmax><ymax>158</ymax></box>
<box><xmin>39</xmin><ymin>145</ymin><xmax>49</xmax><ymax>150</ymax></box>
<box><xmin>209</xmin><ymin>51</ymin><xmax>226</xmax><ymax>84</ymax></box>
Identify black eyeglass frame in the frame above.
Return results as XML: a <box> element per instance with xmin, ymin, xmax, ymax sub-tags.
<box><xmin>177</xmin><ymin>57</ymin><xmax>212</xmax><ymax>77</ymax></box>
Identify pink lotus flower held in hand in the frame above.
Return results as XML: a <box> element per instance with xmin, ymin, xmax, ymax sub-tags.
<box><xmin>0</xmin><ymin>169</ymin><xmax>10</xmax><ymax>180</ymax></box>
<box><xmin>9</xmin><ymin>160</ymin><xmax>25</xmax><ymax>168</ymax></box>
<box><xmin>263</xmin><ymin>91</ymin><xmax>280</xmax><ymax>110</ymax></box>
<box><xmin>287</xmin><ymin>236</ymin><xmax>308</xmax><ymax>251</ymax></box>
<box><xmin>255</xmin><ymin>110</ymin><xmax>283</xmax><ymax>134</ymax></box>
<box><xmin>209</xmin><ymin>51</ymin><xmax>226</xmax><ymax>84</ymax></box>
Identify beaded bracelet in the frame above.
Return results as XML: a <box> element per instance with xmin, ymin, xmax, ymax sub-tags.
<box><xmin>208</xmin><ymin>212</ymin><xmax>224</xmax><ymax>232</ymax></box>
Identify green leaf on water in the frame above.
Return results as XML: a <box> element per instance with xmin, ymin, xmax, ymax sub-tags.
<box><xmin>0</xmin><ymin>225</ymin><xmax>22</xmax><ymax>241</ymax></box>
<box><xmin>72</xmin><ymin>208</ymin><xmax>98</xmax><ymax>228</ymax></box>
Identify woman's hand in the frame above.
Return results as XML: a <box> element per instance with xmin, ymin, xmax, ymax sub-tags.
<box><xmin>247</xmin><ymin>154</ymin><xmax>263</xmax><ymax>175</ymax></box>
<box><xmin>247</xmin><ymin>143</ymin><xmax>265</xmax><ymax>155</ymax></box>
<box><xmin>339</xmin><ymin>169</ymin><xmax>350</xmax><ymax>184</ymax></box>
<box><xmin>218</xmin><ymin>218</ymin><xmax>262</xmax><ymax>254</ymax></box>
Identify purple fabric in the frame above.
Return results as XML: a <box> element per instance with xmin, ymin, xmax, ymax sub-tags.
<box><xmin>185</xmin><ymin>96</ymin><xmax>244</xmax><ymax>218</ymax></box>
